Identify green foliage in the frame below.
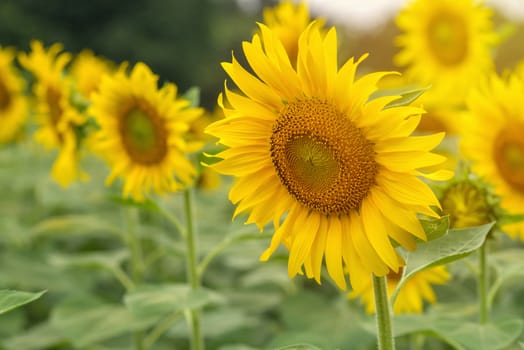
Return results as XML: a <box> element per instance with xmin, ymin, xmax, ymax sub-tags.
<box><xmin>0</xmin><ymin>290</ymin><xmax>46</xmax><ymax>315</ymax></box>
<box><xmin>392</xmin><ymin>222</ymin><xmax>495</xmax><ymax>303</ymax></box>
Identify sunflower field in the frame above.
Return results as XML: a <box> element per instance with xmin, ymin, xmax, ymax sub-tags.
<box><xmin>1</xmin><ymin>0</ymin><xmax>524</xmax><ymax>349</ymax></box>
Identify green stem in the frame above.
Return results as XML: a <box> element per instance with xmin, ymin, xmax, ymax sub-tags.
<box><xmin>158</xmin><ymin>203</ymin><xmax>187</xmax><ymax>239</ymax></box>
<box><xmin>126</xmin><ymin>207</ymin><xmax>144</xmax><ymax>284</ymax></box>
<box><xmin>478</xmin><ymin>241</ymin><xmax>489</xmax><ymax>324</ymax></box>
<box><xmin>124</xmin><ymin>207</ymin><xmax>145</xmax><ymax>350</ymax></box>
<box><xmin>143</xmin><ymin>312</ymin><xmax>184</xmax><ymax>349</ymax></box>
<box><xmin>184</xmin><ymin>189</ymin><xmax>204</xmax><ymax>350</ymax></box>
<box><xmin>372</xmin><ymin>274</ymin><xmax>395</xmax><ymax>350</ymax></box>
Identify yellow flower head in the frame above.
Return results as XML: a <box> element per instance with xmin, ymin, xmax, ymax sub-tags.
<box><xmin>0</xmin><ymin>46</ymin><xmax>29</xmax><ymax>144</ymax></box>
<box><xmin>350</xmin><ymin>265</ymin><xmax>451</xmax><ymax>314</ymax></box>
<box><xmin>440</xmin><ymin>178</ymin><xmax>495</xmax><ymax>229</ymax></box>
<box><xmin>262</xmin><ymin>1</ymin><xmax>324</xmax><ymax>65</ymax></box>
<box><xmin>206</xmin><ymin>23</ymin><xmax>451</xmax><ymax>291</ymax></box>
<box><xmin>70</xmin><ymin>49</ymin><xmax>114</xmax><ymax>100</ymax></box>
<box><xmin>19</xmin><ymin>41</ymin><xmax>87</xmax><ymax>187</ymax></box>
<box><xmin>460</xmin><ymin>73</ymin><xmax>524</xmax><ymax>240</ymax></box>
<box><xmin>89</xmin><ymin>62</ymin><xmax>203</xmax><ymax>201</ymax></box>
<box><xmin>395</xmin><ymin>0</ymin><xmax>498</xmax><ymax>105</ymax></box>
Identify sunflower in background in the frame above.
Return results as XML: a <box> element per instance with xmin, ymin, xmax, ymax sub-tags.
<box><xmin>350</xmin><ymin>265</ymin><xmax>450</xmax><ymax>314</ymax></box>
<box><xmin>89</xmin><ymin>62</ymin><xmax>203</xmax><ymax>201</ymax></box>
<box><xmin>460</xmin><ymin>73</ymin><xmax>524</xmax><ymax>240</ymax></box>
<box><xmin>0</xmin><ymin>46</ymin><xmax>29</xmax><ymax>144</ymax></box>
<box><xmin>206</xmin><ymin>22</ymin><xmax>451</xmax><ymax>291</ymax></box>
<box><xmin>262</xmin><ymin>1</ymin><xmax>324</xmax><ymax>66</ymax></box>
<box><xmin>19</xmin><ymin>41</ymin><xmax>87</xmax><ymax>187</ymax></box>
<box><xmin>439</xmin><ymin>177</ymin><xmax>498</xmax><ymax>229</ymax></box>
<box><xmin>395</xmin><ymin>0</ymin><xmax>499</xmax><ymax>106</ymax></box>
<box><xmin>70</xmin><ymin>49</ymin><xmax>114</xmax><ymax>102</ymax></box>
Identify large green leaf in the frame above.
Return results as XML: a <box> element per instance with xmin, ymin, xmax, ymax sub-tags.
<box><xmin>0</xmin><ymin>290</ymin><xmax>46</xmax><ymax>315</ymax></box>
<box><xmin>393</xmin><ymin>311</ymin><xmax>523</xmax><ymax>350</ymax></box>
<box><xmin>391</xmin><ymin>222</ymin><xmax>494</xmax><ymax>303</ymax></box>
<box><xmin>439</xmin><ymin>318</ymin><xmax>523</xmax><ymax>350</ymax></box>
<box><xmin>124</xmin><ymin>283</ymin><xmax>224</xmax><ymax>319</ymax></box>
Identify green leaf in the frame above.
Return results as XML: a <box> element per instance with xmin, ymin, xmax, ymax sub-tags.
<box><xmin>368</xmin><ymin>84</ymin><xmax>431</xmax><ymax>109</ymax></box>
<box><xmin>273</xmin><ymin>344</ymin><xmax>323</xmax><ymax>350</ymax></box>
<box><xmin>393</xmin><ymin>309</ymin><xmax>523</xmax><ymax>350</ymax></box>
<box><xmin>1</xmin><ymin>321</ymin><xmax>64</xmax><ymax>350</ymax></box>
<box><xmin>109</xmin><ymin>195</ymin><xmax>161</xmax><ymax>212</ymax></box>
<box><xmin>48</xmin><ymin>250</ymin><xmax>129</xmax><ymax>270</ymax></box>
<box><xmin>124</xmin><ymin>283</ymin><xmax>224</xmax><ymax>319</ymax></box>
<box><xmin>498</xmin><ymin>213</ymin><xmax>524</xmax><ymax>226</ymax></box>
<box><xmin>30</xmin><ymin>214</ymin><xmax>124</xmax><ymax>239</ymax></box>
<box><xmin>50</xmin><ymin>301</ymin><xmax>158</xmax><ymax>348</ymax></box>
<box><xmin>0</xmin><ymin>290</ymin><xmax>46</xmax><ymax>315</ymax></box>
<box><xmin>439</xmin><ymin>318</ymin><xmax>524</xmax><ymax>350</ymax></box>
<box><xmin>420</xmin><ymin>216</ymin><xmax>450</xmax><ymax>241</ymax></box>
<box><xmin>391</xmin><ymin>222</ymin><xmax>494</xmax><ymax>303</ymax></box>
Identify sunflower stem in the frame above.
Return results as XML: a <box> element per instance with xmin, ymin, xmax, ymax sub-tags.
<box><xmin>478</xmin><ymin>240</ymin><xmax>489</xmax><ymax>324</ymax></box>
<box><xmin>184</xmin><ymin>189</ymin><xmax>204</xmax><ymax>350</ymax></box>
<box><xmin>124</xmin><ymin>207</ymin><xmax>145</xmax><ymax>350</ymax></box>
<box><xmin>372</xmin><ymin>274</ymin><xmax>395</xmax><ymax>350</ymax></box>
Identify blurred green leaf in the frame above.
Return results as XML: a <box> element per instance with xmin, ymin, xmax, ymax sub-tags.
<box><xmin>394</xmin><ymin>312</ymin><xmax>523</xmax><ymax>350</ymax></box>
<box><xmin>498</xmin><ymin>213</ymin><xmax>524</xmax><ymax>226</ymax></box>
<box><xmin>30</xmin><ymin>214</ymin><xmax>124</xmax><ymax>239</ymax></box>
<box><xmin>392</xmin><ymin>222</ymin><xmax>494</xmax><ymax>303</ymax></box>
<box><xmin>124</xmin><ymin>284</ymin><xmax>224</xmax><ymax>319</ymax></box>
<box><xmin>49</xmin><ymin>250</ymin><xmax>129</xmax><ymax>270</ymax></box>
<box><xmin>1</xmin><ymin>321</ymin><xmax>65</xmax><ymax>350</ymax></box>
<box><xmin>50</xmin><ymin>302</ymin><xmax>158</xmax><ymax>348</ymax></box>
<box><xmin>170</xmin><ymin>307</ymin><xmax>258</xmax><ymax>338</ymax></box>
<box><xmin>109</xmin><ymin>195</ymin><xmax>161</xmax><ymax>213</ymax></box>
<box><xmin>0</xmin><ymin>290</ymin><xmax>46</xmax><ymax>315</ymax></box>
<box><xmin>440</xmin><ymin>318</ymin><xmax>523</xmax><ymax>350</ymax></box>
<box><xmin>273</xmin><ymin>344</ymin><xmax>323</xmax><ymax>350</ymax></box>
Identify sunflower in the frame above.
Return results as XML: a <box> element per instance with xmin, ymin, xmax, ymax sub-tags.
<box><xmin>18</xmin><ymin>41</ymin><xmax>87</xmax><ymax>187</ymax></box>
<box><xmin>89</xmin><ymin>62</ymin><xmax>202</xmax><ymax>201</ymax></box>
<box><xmin>460</xmin><ymin>73</ymin><xmax>524</xmax><ymax>240</ymax></box>
<box><xmin>394</xmin><ymin>0</ymin><xmax>498</xmax><ymax>105</ymax></box>
<box><xmin>440</xmin><ymin>178</ymin><xmax>496</xmax><ymax>229</ymax></box>
<box><xmin>0</xmin><ymin>46</ymin><xmax>29</xmax><ymax>144</ymax></box>
<box><xmin>349</xmin><ymin>265</ymin><xmax>450</xmax><ymax>314</ymax></box>
<box><xmin>70</xmin><ymin>49</ymin><xmax>114</xmax><ymax>101</ymax></box>
<box><xmin>262</xmin><ymin>1</ymin><xmax>324</xmax><ymax>65</ymax></box>
<box><xmin>206</xmin><ymin>23</ymin><xmax>450</xmax><ymax>291</ymax></box>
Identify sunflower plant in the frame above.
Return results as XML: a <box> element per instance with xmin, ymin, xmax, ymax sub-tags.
<box><xmin>0</xmin><ymin>1</ymin><xmax>524</xmax><ymax>350</ymax></box>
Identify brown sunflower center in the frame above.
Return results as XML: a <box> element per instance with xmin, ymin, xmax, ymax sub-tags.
<box><xmin>427</xmin><ymin>11</ymin><xmax>468</xmax><ymax>66</ymax></box>
<box><xmin>119</xmin><ymin>103</ymin><xmax>168</xmax><ymax>165</ymax></box>
<box><xmin>0</xmin><ymin>78</ymin><xmax>12</xmax><ymax>111</ymax></box>
<box><xmin>270</xmin><ymin>99</ymin><xmax>378</xmax><ymax>215</ymax></box>
<box><xmin>494</xmin><ymin>124</ymin><xmax>524</xmax><ymax>193</ymax></box>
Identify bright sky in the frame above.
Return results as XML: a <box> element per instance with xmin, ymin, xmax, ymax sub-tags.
<box><xmin>236</xmin><ymin>0</ymin><xmax>524</xmax><ymax>30</ymax></box>
<box><xmin>307</xmin><ymin>0</ymin><xmax>524</xmax><ymax>30</ymax></box>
